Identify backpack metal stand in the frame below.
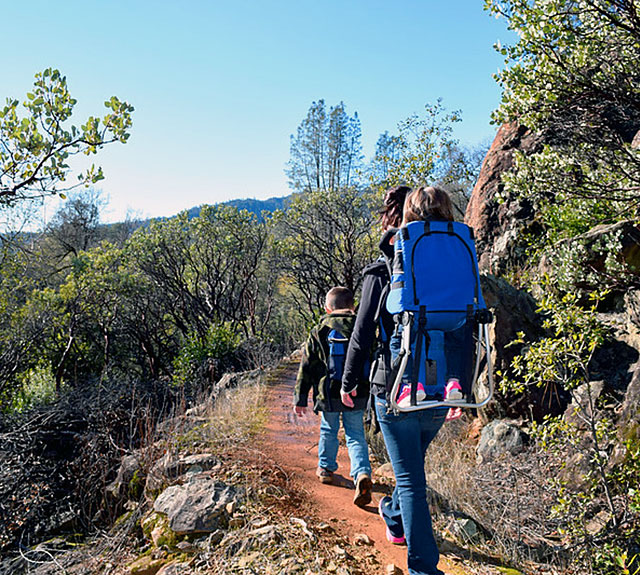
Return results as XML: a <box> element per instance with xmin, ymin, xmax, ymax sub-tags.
<box><xmin>388</xmin><ymin>318</ymin><xmax>494</xmax><ymax>413</ymax></box>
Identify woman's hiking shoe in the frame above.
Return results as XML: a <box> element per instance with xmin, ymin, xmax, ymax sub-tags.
<box><xmin>396</xmin><ymin>382</ymin><xmax>426</xmax><ymax>408</ymax></box>
<box><xmin>316</xmin><ymin>467</ymin><xmax>334</xmax><ymax>484</ymax></box>
<box><xmin>353</xmin><ymin>473</ymin><xmax>372</xmax><ymax>507</ymax></box>
<box><xmin>378</xmin><ymin>496</ymin><xmax>406</xmax><ymax>545</ymax></box>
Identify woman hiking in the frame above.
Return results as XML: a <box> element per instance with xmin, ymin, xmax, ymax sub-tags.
<box><xmin>341</xmin><ymin>185</ymin><xmax>460</xmax><ymax>575</ymax></box>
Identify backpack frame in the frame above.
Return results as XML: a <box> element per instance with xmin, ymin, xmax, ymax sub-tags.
<box><xmin>383</xmin><ymin>220</ymin><xmax>494</xmax><ymax>413</ymax></box>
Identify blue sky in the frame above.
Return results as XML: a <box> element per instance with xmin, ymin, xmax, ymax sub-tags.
<box><xmin>3</xmin><ymin>1</ymin><xmax>513</xmax><ymax>223</ymax></box>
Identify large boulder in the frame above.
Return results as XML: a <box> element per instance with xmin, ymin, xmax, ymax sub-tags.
<box><xmin>465</xmin><ymin>122</ymin><xmax>543</xmax><ymax>274</ymax></box>
<box><xmin>477</xmin><ymin>274</ymin><xmax>568</xmax><ymax>420</ymax></box>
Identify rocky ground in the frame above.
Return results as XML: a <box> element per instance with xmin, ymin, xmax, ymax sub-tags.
<box><xmin>0</xmin><ymin>360</ymin><xmax>529</xmax><ymax>575</ymax></box>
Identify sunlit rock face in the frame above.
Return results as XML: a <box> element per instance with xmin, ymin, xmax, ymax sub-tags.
<box><xmin>465</xmin><ymin>122</ymin><xmax>542</xmax><ymax>275</ymax></box>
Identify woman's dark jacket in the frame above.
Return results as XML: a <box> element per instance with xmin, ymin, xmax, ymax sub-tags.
<box><xmin>341</xmin><ymin>258</ymin><xmax>396</xmax><ymax>399</ymax></box>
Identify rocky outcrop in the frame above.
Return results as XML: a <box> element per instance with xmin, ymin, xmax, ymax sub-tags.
<box><xmin>145</xmin><ymin>453</ymin><xmax>222</xmax><ymax>497</ymax></box>
<box><xmin>465</xmin><ymin>122</ymin><xmax>543</xmax><ymax>273</ymax></box>
<box><xmin>477</xmin><ymin>274</ymin><xmax>569</xmax><ymax>420</ymax></box>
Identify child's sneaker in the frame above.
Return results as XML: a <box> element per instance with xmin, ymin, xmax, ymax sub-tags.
<box><xmin>396</xmin><ymin>382</ymin><xmax>426</xmax><ymax>408</ymax></box>
<box><xmin>445</xmin><ymin>378</ymin><xmax>463</xmax><ymax>401</ymax></box>
<box><xmin>445</xmin><ymin>378</ymin><xmax>463</xmax><ymax>421</ymax></box>
<box><xmin>316</xmin><ymin>467</ymin><xmax>334</xmax><ymax>484</ymax></box>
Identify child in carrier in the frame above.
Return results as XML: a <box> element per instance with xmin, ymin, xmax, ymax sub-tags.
<box><xmin>392</xmin><ymin>187</ymin><xmax>471</xmax><ymax>419</ymax></box>
<box><xmin>293</xmin><ymin>286</ymin><xmax>373</xmax><ymax>507</ymax></box>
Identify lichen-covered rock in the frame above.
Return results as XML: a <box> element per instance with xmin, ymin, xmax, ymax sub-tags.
<box><xmin>106</xmin><ymin>453</ymin><xmax>143</xmax><ymax>500</ymax></box>
<box><xmin>476</xmin><ymin>420</ymin><xmax>526</xmax><ymax>463</ymax></box>
<box><xmin>153</xmin><ymin>475</ymin><xmax>236</xmax><ymax>535</ymax></box>
<box><xmin>128</xmin><ymin>555</ymin><xmax>171</xmax><ymax>575</ymax></box>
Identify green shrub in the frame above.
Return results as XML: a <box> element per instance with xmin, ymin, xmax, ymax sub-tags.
<box><xmin>10</xmin><ymin>363</ymin><xmax>61</xmax><ymax>412</ymax></box>
<box><xmin>172</xmin><ymin>323</ymin><xmax>241</xmax><ymax>392</ymax></box>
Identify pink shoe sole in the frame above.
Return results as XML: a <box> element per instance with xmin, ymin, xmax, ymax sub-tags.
<box><xmin>396</xmin><ymin>383</ymin><xmax>427</xmax><ymax>408</ymax></box>
<box><xmin>378</xmin><ymin>498</ymin><xmax>406</xmax><ymax>545</ymax></box>
<box><xmin>386</xmin><ymin>527</ymin><xmax>406</xmax><ymax>545</ymax></box>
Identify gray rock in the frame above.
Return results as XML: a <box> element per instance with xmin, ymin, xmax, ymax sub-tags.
<box><xmin>146</xmin><ymin>453</ymin><xmax>221</xmax><ymax>495</ymax></box>
<box><xmin>106</xmin><ymin>453</ymin><xmax>143</xmax><ymax>499</ymax></box>
<box><xmin>206</xmin><ymin>529</ymin><xmax>225</xmax><ymax>549</ymax></box>
<box><xmin>477</xmin><ymin>420</ymin><xmax>526</xmax><ymax>463</ymax></box>
<box><xmin>246</xmin><ymin>524</ymin><xmax>280</xmax><ymax>545</ymax></box>
<box><xmin>454</xmin><ymin>517</ymin><xmax>480</xmax><ymax>542</ymax></box>
<box><xmin>153</xmin><ymin>475</ymin><xmax>236</xmax><ymax>535</ymax></box>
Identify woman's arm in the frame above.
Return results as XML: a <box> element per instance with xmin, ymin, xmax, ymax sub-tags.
<box><xmin>342</xmin><ymin>271</ymin><xmax>384</xmax><ymax>395</ymax></box>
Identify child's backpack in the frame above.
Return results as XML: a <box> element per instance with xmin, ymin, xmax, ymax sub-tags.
<box><xmin>327</xmin><ymin>328</ymin><xmax>349</xmax><ymax>382</ymax></box>
<box><xmin>384</xmin><ymin>220</ymin><xmax>494</xmax><ymax>412</ymax></box>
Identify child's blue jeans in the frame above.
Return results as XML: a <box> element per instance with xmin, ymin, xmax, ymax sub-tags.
<box><xmin>318</xmin><ymin>410</ymin><xmax>371</xmax><ymax>481</ymax></box>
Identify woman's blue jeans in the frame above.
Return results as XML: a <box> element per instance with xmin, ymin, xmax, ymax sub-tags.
<box><xmin>318</xmin><ymin>410</ymin><xmax>371</xmax><ymax>481</ymax></box>
<box><xmin>375</xmin><ymin>396</ymin><xmax>446</xmax><ymax>575</ymax></box>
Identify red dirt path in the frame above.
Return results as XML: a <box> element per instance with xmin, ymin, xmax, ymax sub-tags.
<box><xmin>260</xmin><ymin>360</ymin><xmax>476</xmax><ymax>575</ymax></box>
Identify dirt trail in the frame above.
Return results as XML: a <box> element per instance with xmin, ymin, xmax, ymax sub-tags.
<box><xmin>260</xmin><ymin>360</ymin><xmax>477</xmax><ymax>575</ymax></box>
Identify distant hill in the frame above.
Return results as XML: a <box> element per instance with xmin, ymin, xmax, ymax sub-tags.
<box><xmin>186</xmin><ymin>195</ymin><xmax>291</xmax><ymax>221</ymax></box>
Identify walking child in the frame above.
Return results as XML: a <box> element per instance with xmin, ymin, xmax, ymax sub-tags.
<box><xmin>293</xmin><ymin>286</ymin><xmax>373</xmax><ymax>507</ymax></box>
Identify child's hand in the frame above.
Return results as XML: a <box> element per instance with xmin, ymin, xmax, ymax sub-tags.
<box><xmin>294</xmin><ymin>405</ymin><xmax>307</xmax><ymax>417</ymax></box>
<box><xmin>340</xmin><ymin>389</ymin><xmax>356</xmax><ymax>408</ymax></box>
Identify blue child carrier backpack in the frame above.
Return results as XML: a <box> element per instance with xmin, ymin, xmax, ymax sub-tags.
<box><xmin>385</xmin><ymin>220</ymin><xmax>494</xmax><ymax>412</ymax></box>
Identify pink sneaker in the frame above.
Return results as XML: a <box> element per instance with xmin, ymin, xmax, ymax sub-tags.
<box><xmin>445</xmin><ymin>378</ymin><xmax>463</xmax><ymax>400</ymax></box>
<box><xmin>445</xmin><ymin>378</ymin><xmax>463</xmax><ymax>422</ymax></box>
<box><xmin>378</xmin><ymin>497</ymin><xmax>406</xmax><ymax>545</ymax></box>
<box><xmin>396</xmin><ymin>382</ymin><xmax>426</xmax><ymax>408</ymax></box>
<box><xmin>446</xmin><ymin>407</ymin><xmax>462</xmax><ymax>421</ymax></box>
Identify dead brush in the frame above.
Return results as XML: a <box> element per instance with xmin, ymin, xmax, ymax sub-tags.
<box><xmin>425</xmin><ymin>415</ymin><xmax>479</xmax><ymax>517</ymax></box>
<box><xmin>424</xmin><ymin>413</ymin><xmax>566</xmax><ymax>570</ymax></box>
<box><xmin>192</xmin><ymin>376</ymin><xmax>269</xmax><ymax>453</ymax></box>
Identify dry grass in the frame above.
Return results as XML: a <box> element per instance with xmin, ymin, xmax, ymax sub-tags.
<box><xmin>87</xmin><ymin>368</ymin><xmax>381</xmax><ymax>575</ymax></box>
<box><xmin>425</xmin><ymin>415</ymin><xmax>567</xmax><ymax>573</ymax></box>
